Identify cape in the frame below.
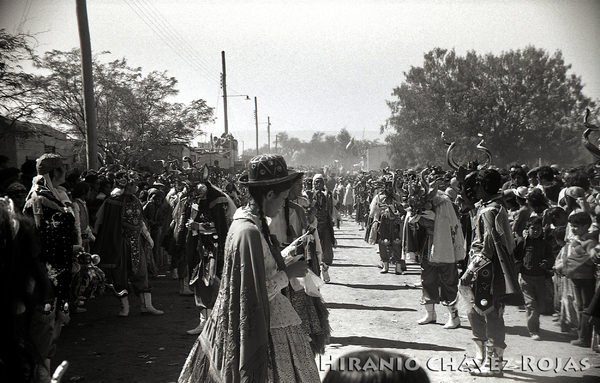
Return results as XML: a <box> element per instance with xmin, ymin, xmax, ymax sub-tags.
<box><xmin>475</xmin><ymin>199</ymin><xmax>524</xmax><ymax>310</ymax></box>
<box><xmin>179</xmin><ymin>208</ymin><xmax>271</xmax><ymax>383</ymax></box>
<box><xmin>93</xmin><ymin>196</ymin><xmax>126</xmax><ymax>268</ymax></box>
<box><xmin>430</xmin><ymin>191</ymin><xmax>465</xmax><ymax>263</ymax></box>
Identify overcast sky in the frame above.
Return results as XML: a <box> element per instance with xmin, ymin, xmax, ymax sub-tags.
<box><xmin>1</xmin><ymin>0</ymin><xmax>599</xmax><ymax>152</ymax></box>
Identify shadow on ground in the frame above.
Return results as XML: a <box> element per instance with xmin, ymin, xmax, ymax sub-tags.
<box><xmin>329</xmin><ymin>336</ymin><xmax>464</xmax><ymax>352</ymax></box>
<box><xmin>327</xmin><ymin>282</ymin><xmax>420</xmax><ymax>290</ymax></box>
<box><xmin>326</xmin><ymin>302</ymin><xmax>417</xmax><ymax>312</ymax></box>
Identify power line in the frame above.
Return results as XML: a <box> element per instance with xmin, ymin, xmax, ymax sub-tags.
<box><xmin>131</xmin><ymin>0</ymin><xmax>246</xmax><ymax>97</ymax></box>
<box><xmin>135</xmin><ymin>0</ymin><xmax>217</xmax><ymax>77</ymax></box>
<box><xmin>17</xmin><ymin>0</ymin><xmax>34</xmax><ymax>33</ymax></box>
<box><xmin>123</xmin><ymin>0</ymin><xmax>220</xmax><ymax>89</ymax></box>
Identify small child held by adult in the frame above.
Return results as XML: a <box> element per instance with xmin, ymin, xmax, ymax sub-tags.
<box><xmin>514</xmin><ymin>216</ymin><xmax>554</xmax><ymax>340</ymax></box>
<box><xmin>555</xmin><ymin>211</ymin><xmax>598</xmax><ymax>347</ymax></box>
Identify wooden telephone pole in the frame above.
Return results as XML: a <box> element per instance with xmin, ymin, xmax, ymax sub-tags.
<box><xmin>76</xmin><ymin>0</ymin><xmax>98</xmax><ymax>170</ymax></box>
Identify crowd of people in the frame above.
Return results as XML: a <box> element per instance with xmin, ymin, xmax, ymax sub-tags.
<box><xmin>2</xmin><ymin>148</ymin><xmax>600</xmax><ymax>382</ymax></box>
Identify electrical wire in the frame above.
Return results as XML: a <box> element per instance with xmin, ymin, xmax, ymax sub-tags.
<box><xmin>123</xmin><ymin>0</ymin><xmax>220</xmax><ymax>89</ymax></box>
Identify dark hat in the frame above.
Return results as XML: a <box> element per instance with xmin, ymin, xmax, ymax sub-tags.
<box><xmin>5</xmin><ymin>182</ymin><xmax>27</xmax><ymax>195</ymax></box>
<box><xmin>36</xmin><ymin>153</ymin><xmax>63</xmax><ymax>175</ymax></box>
<box><xmin>238</xmin><ymin>154</ymin><xmax>302</xmax><ymax>186</ymax></box>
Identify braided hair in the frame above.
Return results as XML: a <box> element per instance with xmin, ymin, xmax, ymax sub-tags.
<box><xmin>284</xmin><ymin>198</ymin><xmax>292</xmax><ymax>240</ymax></box>
<box><xmin>248</xmin><ymin>180</ymin><xmax>294</xmax><ymax>270</ymax></box>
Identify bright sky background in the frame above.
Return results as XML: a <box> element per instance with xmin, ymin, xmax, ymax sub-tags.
<box><xmin>1</xmin><ymin>0</ymin><xmax>599</xmax><ymax>152</ymax></box>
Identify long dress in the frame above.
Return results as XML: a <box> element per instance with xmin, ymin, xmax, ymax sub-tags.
<box><xmin>269</xmin><ymin>200</ymin><xmax>331</xmax><ymax>355</ymax></box>
<box><xmin>179</xmin><ymin>207</ymin><xmax>320</xmax><ymax>383</ymax></box>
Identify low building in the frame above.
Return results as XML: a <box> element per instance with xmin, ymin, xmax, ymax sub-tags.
<box><xmin>0</xmin><ymin>116</ymin><xmax>79</xmax><ymax>170</ymax></box>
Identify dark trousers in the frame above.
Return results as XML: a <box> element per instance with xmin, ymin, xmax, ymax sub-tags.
<box><xmin>420</xmin><ymin>259</ymin><xmax>458</xmax><ymax>305</ymax></box>
<box><xmin>468</xmin><ymin>303</ymin><xmax>506</xmax><ymax>349</ymax></box>
<box><xmin>572</xmin><ymin>278</ymin><xmax>596</xmax><ymax>342</ymax></box>
<box><xmin>519</xmin><ymin>274</ymin><xmax>546</xmax><ymax>334</ymax></box>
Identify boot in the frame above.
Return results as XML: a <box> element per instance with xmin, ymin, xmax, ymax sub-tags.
<box><xmin>394</xmin><ymin>262</ymin><xmax>403</xmax><ymax>275</ymax></box>
<box><xmin>180</xmin><ymin>277</ymin><xmax>194</xmax><ymax>296</ymax></box>
<box><xmin>380</xmin><ymin>262</ymin><xmax>389</xmax><ymax>274</ymax></box>
<box><xmin>417</xmin><ymin>303</ymin><xmax>436</xmax><ymax>324</ymax></box>
<box><xmin>470</xmin><ymin>346</ymin><xmax>504</xmax><ymax>377</ymax></box>
<box><xmin>463</xmin><ymin>340</ymin><xmax>486</xmax><ymax>370</ymax></box>
<box><xmin>187</xmin><ymin>309</ymin><xmax>211</xmax><ymax>335</ymax></box>
<box><xmin>321</xmin><ymin>264</ymin><xmax>331</xmax><ymax>283</ymax></box>
<box><xmin>140</xmin><ymin>292</ymin><xmax>164</xmax><ymax>315</ymax></box>
<box><xmin>118</xmin><ymin>296</ymin><xmax>130</xmax><ymax>317</ymax></box>
<box><xmin>443</xmin><ymin>304</ymin><xmax>460</xmax><ymax>329</ymax></box>
<box><xmin>172</xmin><ymin>268</ymin><xmax>179</xmax><ymax>280</ymax></box>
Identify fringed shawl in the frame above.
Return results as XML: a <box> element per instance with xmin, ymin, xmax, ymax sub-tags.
<box><xmin>180</xmin><ymin>207</ymin><xmax>272</xmax><ymax>383</ymax></box>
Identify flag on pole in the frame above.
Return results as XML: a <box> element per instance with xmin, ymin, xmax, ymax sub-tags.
<box><xmin>346</xmin><ymin>136</ymin><xmax>355</xmax><ymax>150</ymax></box>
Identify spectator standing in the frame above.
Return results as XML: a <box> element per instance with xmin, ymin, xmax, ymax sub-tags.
<box><xmin>514</xmin><ymin>216</ymin><xmax>554</xmax><ymax>340</ymax></box>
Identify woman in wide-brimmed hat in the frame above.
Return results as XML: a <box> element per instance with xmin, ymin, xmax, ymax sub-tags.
<box><xmin>179</xmin><ymin>154</ymin><xmax>320</xmax><ymax>383</ymax></box>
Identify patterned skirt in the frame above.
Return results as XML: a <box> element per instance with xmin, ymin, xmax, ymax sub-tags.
<box><xmin>178</xmin><ymin>323</ymin><xmax>321</xmax><ymax>383</ymax></box>
<box><xmin>269</xmin><ymin>325</ymin><xmax>321</xmax><ymax>383</ymax></box>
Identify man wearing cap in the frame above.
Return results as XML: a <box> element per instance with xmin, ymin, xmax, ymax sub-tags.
<box><xmin>23</xmin><ymin>153</ymin><xmax>79</xmax><ymax>381</ymax></box>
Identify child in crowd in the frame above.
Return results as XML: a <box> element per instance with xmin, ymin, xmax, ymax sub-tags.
<box><xmin>514</xmin><ymin>216</ymin><xmax>554</xmax><ymax>340</ymax></box>
<box><xmin>555</xmin><ymin>211</ymin><xmax>598</xmax><ymax>347</ymax></box>
<box><xmin>544</xmin><ymin>207</ymin><xmax>568</xmax><ymax>315</ymax></box>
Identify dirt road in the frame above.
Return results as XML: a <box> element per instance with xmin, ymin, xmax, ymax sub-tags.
<box><xmin>54</xmin><ymin>216</ymin><xmax>600</xmax><ymax>382</ymax></box>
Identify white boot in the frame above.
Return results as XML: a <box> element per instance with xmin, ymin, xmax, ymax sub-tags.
<box><xmin>463</xmin><ymin>340</ymin><xmax>486</xmax><ymax>370</ymax></box>
<box><xmin>470</xmin><ymin>346</ymin><xmax>504</xmax><ymax>377</ymax></box>
<box><xmin>180</xmin><ymin>277</ymin><xmax>194</xmax><ymax>296</ymax></box>
<box><xmin>443</xmin><ymin>304</ymin><xmax>460</xmax><ymax>329</ymax></box>
<box><xmin>187</xmin><ymin>308</ymin><xmax>211</xmax><ymax>335</ymax></box>
<box><xmin>172</xmin><ymin>268</ymin><xmax>179</xmax><ymax>280</ymax></box>
<box><xmin>417</xmin><ymin>303</ymin><xmax>436</xmax><ymax>324</ymax></box>
<box><xmin>140</xmin><ymin>292</ymin><xmax>164</xmax><ymax>315</ymax></box>
<box><xmin>380</xmin><ymin>262</ymin><xmax>389</xmax><ymax>274</ymax></box>
<box><xmin>118</xmin><ymin>296</ymin><xmax>130</xmax><ymax>317</ymax></box>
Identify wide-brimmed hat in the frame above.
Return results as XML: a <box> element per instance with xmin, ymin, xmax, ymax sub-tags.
<box><xmin>36</xmin><ymin>153</ymin><xmax>64</xmax><ymax>175</ymax></box>
<box><xmin>238</xmin><ymin>154</ymin><xmax>302</xmax><ymax>186</ymax></box>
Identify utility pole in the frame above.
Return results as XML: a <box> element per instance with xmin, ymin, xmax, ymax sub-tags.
<box><xmin>267</xmin><ymin>117</ymin><xmax>271</xmax><ymax>152</ymax></box>
<box><xmin>221</xmin><ymin>51</ymin><xmax>235</xmax><ymax>172</ymax></box>
<box><xmin>254</xmin><ymin>97</ymin><xmax>259</xmax><ymax>155</ymax></box>
<box><xmin>221</xmin><ymin>51</ymin><xmax>228</xmax><ymax>135</ymax></box>
<box><xmin>76</xmin><ymin>0</ymin><xmax>97</xmax><ymax>170</ymax></box>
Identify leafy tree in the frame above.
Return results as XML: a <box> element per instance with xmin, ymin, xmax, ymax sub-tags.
<box><xmin>384</xmin><ymin>47</ymin><xmax>598</xmax><ymax>169</ymax></box>
<box><xmin>0</xmin><ymin>29</ymin><xmax>40</xmax><ymax>136</ymax></box>
<box><xmin>30</xmin><ymin>49</ymin><xmax>214</xmax><ymax>167</ymax></box>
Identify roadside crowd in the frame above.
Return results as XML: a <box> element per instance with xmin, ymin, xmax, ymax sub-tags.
<box><xmin>2</xmin><ymin>150</ymin><xmax>600</xmax><ymax>382</ymax></box>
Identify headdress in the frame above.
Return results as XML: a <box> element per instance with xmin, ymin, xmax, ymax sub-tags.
<box><xmin>114</xmin><ymin>170</ymin><xmax>140</xmax><ymax>188</ymax></box>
